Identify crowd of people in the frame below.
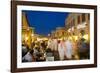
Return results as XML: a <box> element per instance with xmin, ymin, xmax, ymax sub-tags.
<box><xmin>22</xmin><ymin>37</ymin><xmax>90</xmax><ymax>62</ymax></box>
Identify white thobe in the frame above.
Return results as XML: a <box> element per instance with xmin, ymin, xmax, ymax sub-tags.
<box><xmin>58</xmin><ymin>43</ymin><xmax>65</xmax><ymax>60</ymax></box>
<box><xmin>65</xmin><ymin>40</ymin><xmax>73</xmax><ymax>59</ymax></box>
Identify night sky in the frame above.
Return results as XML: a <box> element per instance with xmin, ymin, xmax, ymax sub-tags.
<box><xmin>23</xmin><ymin>10</ymin><xmax>69</xmax><ymax>36</ymax></box>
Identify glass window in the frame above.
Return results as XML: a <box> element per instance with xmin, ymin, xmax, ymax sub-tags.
<box><xmin>78</xmin><ymin>15</ymin><xmax>80</xmax><ymax>24</ymax></box>
<box><xmin>88</xmin><ymin>14</ymin><xmax>90</xmax><ymax>20</ymax></box>
<box><xmin>73</xmin><ymin>19</ymin><xmax>75</xmax><ymax>26</ymax></box>
<box><xmin>82</xmin><ymin>14</ymin><xmax>85</xmax><ymax>22</ymax></box>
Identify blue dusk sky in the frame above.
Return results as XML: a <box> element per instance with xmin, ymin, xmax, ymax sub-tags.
<box><xmin>23</xmin><ymin>10</ymin><xmax>69</xmax><ymax>36</ymax></box>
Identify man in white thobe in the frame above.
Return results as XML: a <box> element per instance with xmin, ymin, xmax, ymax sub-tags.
<box><xmin>58</xmin><ymin>40</ymin><xmax>65</xmax><ymax>60</ymax></box>
<box><xmin>65</xmin><ymin>39</ymin><xmax>73</xmax><ymax>59</ymax></box>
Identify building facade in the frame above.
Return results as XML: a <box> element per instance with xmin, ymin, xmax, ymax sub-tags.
<box><xmin>50</xmin><ymin>27</ymin><xmax>67</xmax><ymax>39</ymax></box>
<box><xmin>22</xmin><ymin>12</ymin><xmax>35</xmax><ymax>48</ymax></box>
<box><xmin>65</xmin><ymin>13</ymin><xmax>90</xmax><ymax>41</ymax></box>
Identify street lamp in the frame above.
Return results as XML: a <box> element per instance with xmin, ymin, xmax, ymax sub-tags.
<box><xmin>31</xmin><ymin>33</ymin><xmax>34</xmax><ymax>37</ymax></box>
<box><xmin>25</xmin><ymin>36</ymin><xmax>28</xmax><ymax>41</ymax></box>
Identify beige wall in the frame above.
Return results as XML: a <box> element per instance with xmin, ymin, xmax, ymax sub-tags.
<box><xmin>22</xmin><ymin>12</ymin><xmax>34</xmax><ymax>49</ymax></box>
<box><xmin>65</xmin><ymin>13</ymin><xmax>90</xmax><ymax>41</ymax></box>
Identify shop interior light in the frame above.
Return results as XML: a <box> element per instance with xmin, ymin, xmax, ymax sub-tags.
<box><xmin>25</xmin><ymin>36</ymin><xmax>28</xmax><ymax>41</ymax></box>
<box><xmin>73</xmin><ymin>36</ymin><xmax>78</xmax><ymax>41</ymax></box>
<box><xmin>68</xmin><ymin>36</ymin><xmax>72</xmax><ymax>40</ymax></box>
<box><xmin>31</xmin><ymin>33</ymin><xmax>34</xmax><ymax>37</ymax></box>
<box><xmin>83</xmin><ymin>34</ymin><xmax>88</xmax><ymax>40</ymax></box>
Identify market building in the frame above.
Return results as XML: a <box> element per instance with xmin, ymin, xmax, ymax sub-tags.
<box><xmin>55</xmin><ymin>27</ymin><xmax>66</xmax><ymax>38</ymax></box>
<box><xmin>65</xmin><ymin>13</ymin><xmax>90</xmax><ymax>42</ymax></box>
<box><xmin>50</xmin><ymin>27</ymin><xmax>67</xmax><ymax>39</ymax></box>
<box><xmin>22</xmin><ymin>12</ymin><xmax>35</xmax><ymax>48</ymax></box>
